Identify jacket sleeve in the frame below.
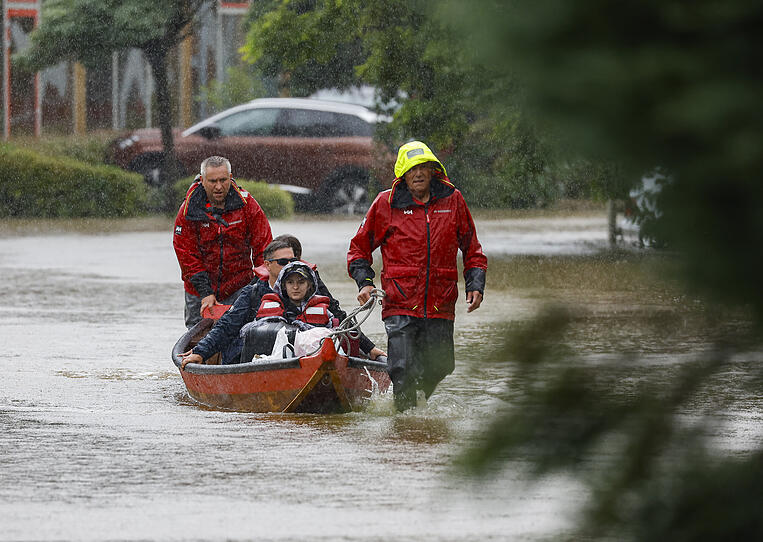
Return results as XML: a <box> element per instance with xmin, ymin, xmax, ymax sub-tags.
<box><xmin>173</xmin><ymin>206</ymin><xmax>213</xmax><ymax>297</ymax></box>
<box><xmin>347</xmin><ymin>193</ymin><xmax>387</xmax><ymax>290</ymax></box>
<box><xmin>357</xmin><ymin>332</ymin><xmax>375</xmax><ymax>355</ymax></box>
<box><xmin>192</xmin><ymin>283</ymin><xmax>259</xmax><ymax>360</ymax></box>
<box><xmin>455</xmin><ymin>191</ymin><xmax>488</xmax><ymax>294</ymax></box>
<box><xmin>246</xmin><ymin>196</ymin><xmax>273</xmax><ymax>267</ymax></box>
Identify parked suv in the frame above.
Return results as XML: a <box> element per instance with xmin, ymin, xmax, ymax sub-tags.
<box><xmin>106</xmin><ymin>98</ymin><xmax>390</xmax><ymax>213</ymax></box>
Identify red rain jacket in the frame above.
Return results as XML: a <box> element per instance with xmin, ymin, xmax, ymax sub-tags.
<box><xmin>173</xmin><ymin>178</ymin><xmax>272</xmax><ymax>300</ymax></box>
<box><xmin>347</xmin><ymin>173</ymin><xmax>487</xmax><ymax>321</ymax></box>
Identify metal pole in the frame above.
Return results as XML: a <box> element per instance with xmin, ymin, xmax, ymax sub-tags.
<box><xmin>145</xmin><ymin>55</ymin><xmax>152</xmax><ymax>128</ymax></box>
<box><xmin>111</xmin><ymin>51</ymin><xmax>118</xmax><ymax>130</ymax></box>
<box><xmin>215</xmin><ymin>1</ymin><xmax>223</xmax><ymax>83</ymax></box>
<box><xmin>2</xmin><ymin>0</ymin><xmax>9</xmax><ymax>140</ymax></box>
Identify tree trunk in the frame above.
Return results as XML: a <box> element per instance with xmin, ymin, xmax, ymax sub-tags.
<box><xmin>607</xmin><ymin>199</ymin><xmax>618</xmax><ymax>247</ymax></box>
<box><xmin>146</xmin><ymin>48</ymin><xmax>180</xmax><ymax>213</ymax></box>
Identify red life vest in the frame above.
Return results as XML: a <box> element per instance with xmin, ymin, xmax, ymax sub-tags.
<box><xmin>255</xmin><ymin>293</ymin><xmax>332</xmax><ymax>326</ymax></box>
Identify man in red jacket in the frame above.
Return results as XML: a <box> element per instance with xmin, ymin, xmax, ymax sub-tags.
<box><xmin>347</xmin><ymin>141</ymin><xmax>487</xmax><ymax>411</ymax></box>
<box><xmin>174</xmin><ymin>156</ymin><xmax>272</xmax><ymax>328</ymax></box>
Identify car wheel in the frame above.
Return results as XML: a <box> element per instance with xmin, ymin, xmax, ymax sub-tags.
<box><xmin>316</xmin><ymin>169</ymin><xmax>371</xmax><ymax>215</ymax></box>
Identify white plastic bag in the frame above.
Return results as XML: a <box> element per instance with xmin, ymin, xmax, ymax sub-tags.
<box><xmin>293</xmin><ymin>327</ymin><xmax>333</xmax><ymax>357</ymax></box>
<box><xmin>269</xmin><ymin>327</ymin><xmax>290</xmax><ymax>358</ymax></box>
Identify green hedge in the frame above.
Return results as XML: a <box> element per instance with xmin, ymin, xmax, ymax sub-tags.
<box><xmin>0</xmin><ymin>145</ymin><xmax>147</xmax><ymax>218</ymax></box>
<box><xmin>12</xmin><ymin>133</ymin><xmax>115</xmax><ymax>166</ymax></box>
<box><xmin>172</xmin><ymin>177</ymin><xmax>294</xmax><ymax>219</ymax></box>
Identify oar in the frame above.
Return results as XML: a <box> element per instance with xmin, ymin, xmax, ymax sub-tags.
<box><xmin>202</xmin><ymin>304</ymin><xmax>232</xmax><ymax>320</ymax></box>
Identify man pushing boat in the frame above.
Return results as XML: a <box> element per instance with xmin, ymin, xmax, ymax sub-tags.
<box><xmin>173</xmin><ymin>156</ymin><xmax>272</xmax><ymax>329</ymax></box>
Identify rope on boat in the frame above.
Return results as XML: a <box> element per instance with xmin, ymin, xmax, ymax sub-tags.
<box><xmin>303</xmin><ymin>288</ymin><xmax>385</xmax><ymax>358</ymax></box>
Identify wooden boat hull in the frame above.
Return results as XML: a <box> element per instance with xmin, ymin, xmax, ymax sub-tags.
<box><xmin>172</xmin><ymin>320</ymin><xmax>390</xmax><ymax>413</ymax></box>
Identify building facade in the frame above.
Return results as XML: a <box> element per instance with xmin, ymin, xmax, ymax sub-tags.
<box><xmin>1</xmin><ymin>0</ymin><xmax>252</xmax><ymax>139</ymax></box>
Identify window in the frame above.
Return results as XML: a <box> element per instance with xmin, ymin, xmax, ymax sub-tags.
<box><xmin>215</xmin><ymin>108</ymin><xmax>279</xmax><ymax>136</ymax></box>
<box><xmin>334</xmin><ymin>113</ymin><xmax>374</xmax><ymax>137</ymax></box>
<box><xmin>278</xmin><ymin>109</ymin><xmax>373</xmax><ymax>137</ymax></box>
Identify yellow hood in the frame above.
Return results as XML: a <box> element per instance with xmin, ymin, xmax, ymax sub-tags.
<box><xmin>393</xmin><ymin>141</ymin><xmax>447</xmax><ymax>179</ymax></box>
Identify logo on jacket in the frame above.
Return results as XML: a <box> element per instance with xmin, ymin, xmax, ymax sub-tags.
<box><xmin>404</xmin><ymin>210</ymin><xmax>413</xmax><ymax>215</ymax></box>
<box><xmin>201</xmin><ymin>223</ymin><xmax>210</xmax><ymax>228</ymax></box>
<box><xmin>174</xmin><ymin>226</ymin><xmax>182</xmax><ymax>235</ymax></box>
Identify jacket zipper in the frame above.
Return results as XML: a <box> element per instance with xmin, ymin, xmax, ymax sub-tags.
<box><xmin>216</xmin><ymin>224</ymin><xmax>224</xmax><ymax>297</ymax></box>
<box><xmin>424</xmin><ymin>202</ymin><xmax>431</xmax><ymax>317</ymax></box>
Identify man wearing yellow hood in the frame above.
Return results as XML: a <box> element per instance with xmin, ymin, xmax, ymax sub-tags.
<box><xmin>347</xmin><ymin>141</ymin><xmax>487</xmax><ymax>410</ymax></box>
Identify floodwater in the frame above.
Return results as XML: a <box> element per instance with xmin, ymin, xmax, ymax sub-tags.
<box><xmin>1</xmin><ymin>211</ymin><xmax>760</xmax><ymax>541</ymax></box>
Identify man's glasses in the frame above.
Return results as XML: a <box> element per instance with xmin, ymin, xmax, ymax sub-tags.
<box><xmin>266</xmin><ymin>257</ymin><xmax>299</xmax><ymax>266</ymax></box>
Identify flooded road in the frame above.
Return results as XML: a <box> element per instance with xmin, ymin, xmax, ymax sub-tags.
<box><xmin>1</xmin><ymin>212</ymin><xmax>760</xmax><ymax>541</ymax></box>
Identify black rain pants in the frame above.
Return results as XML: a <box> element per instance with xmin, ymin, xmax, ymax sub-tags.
<box><xmin>384</xmin><ymin>315</ymin><xmax>455</xmax><ymax>411</ymax></box>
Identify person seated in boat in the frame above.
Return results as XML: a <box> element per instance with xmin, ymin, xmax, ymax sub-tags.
<box><xmin>180</xmin><ymin>238</ymin><xmax>385</xmax><ymax>368</ymax></box>
<box><xmin>239</xmin><ymin>262</ymin><xmax>336</xmax><ymax>358</ymax></box>
<box><xmin>253</xmin><ymin>233</ymin><xmax>312</xmax><ymax>281</ymax></box>
<box><xmin>256</xmin><ymin>262</ymin><xmax>334</xmax><ymax>328</ymax></box>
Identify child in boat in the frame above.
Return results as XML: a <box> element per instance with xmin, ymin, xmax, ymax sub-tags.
<box><xmin>256</xmin><ymin>262</ymin><xmax>336</xmax><ymax>328</ymax></box>
<box><xmin>240</xmin><ymin>261</ymin><xmax>339</xmax><ymax>360</ymax></box>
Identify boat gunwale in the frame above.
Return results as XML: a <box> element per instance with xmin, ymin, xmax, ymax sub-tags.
<box><xmin>171</xmin><ymin>318</ymin><xmax>389</xmax><ymax>375</ymax></box>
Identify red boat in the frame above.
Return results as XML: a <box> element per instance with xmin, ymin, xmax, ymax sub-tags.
<box><xmin>171</xmin><ymin>318</ymin><xmax>391</xmax><ymax>413</ymax></box>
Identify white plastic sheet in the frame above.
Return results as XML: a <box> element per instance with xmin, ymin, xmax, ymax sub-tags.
<box><xmin>293</xmin><ymin>327</ymin><xmax>334</xmax><ymax>357</ymax></box>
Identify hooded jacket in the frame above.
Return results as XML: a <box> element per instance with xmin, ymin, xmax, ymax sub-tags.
<box><xmin>347</xmin><ymin>141</ymin><xmax>487</xmax><ymax>321</ymax></box>
<box><xmin>173</xmin><ymin>176</ymin><xmax>272</xmax><ymax>300</ymax></box>
<box><xmin>258</xmin><ymin>262</ymin><xmax>334</xmax><ymax>327</ymax></box>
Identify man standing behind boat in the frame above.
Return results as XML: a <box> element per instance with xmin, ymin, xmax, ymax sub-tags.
<box><xmin>174</xmin><ymin>156</ymin><xmax>272</xmax><ymax>328</ymax></box>
<box><xmin>347</xmin><ymin>141</ymin><xmax>487</xmax><ymax>411</ymax></box>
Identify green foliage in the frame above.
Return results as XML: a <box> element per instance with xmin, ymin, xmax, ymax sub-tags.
<box><xmin>0</xmin><ymin>144</ymin><xmax>146</xmax><ymax>217</ymax></box>
<box><xmin>242</xmin><ymin>0</ymin><xmax>364</xmax><ymax>96</ymax></box>
<box><xmin>12</xmin><ymin>133</ymin><xmax>115</xmax><ymax>166</ymax></box>
<box><xmin>171</xmin><ymin>177</ymin><xmax>294</xmax><ymax>219</ymax></box>
<box><xmin>459</xmin><ymin>307</ymin><xmax>763</xmax><ymax>541</ymax></box>
<box><xmin>196</xmin><ymin>65</ymin><xmax>267</xmax><ymax>114</ymax></box>
<box><xmin>237</xmin><ymin>180</ymin><xmax>294</xmax><ymax>219</ymax></box>
<box><xmin>448</xmin><ymin>2</ymin><xmax>763</xmax><ymax>540</ymax></box>
<box><xmin>20</xmin><ymin>0</ymin><xmax>206</xmax><ymax>70</ymax></box>
<box><xmin>20</xmin><ymin>0</ymin><xmax>209</xmax><ymax>213</ymax></box>
<box><xmin>448</xmin><ymin>0</ymin><xmax>763</xmax><ymax>317</ymax></box>
<box><xmin>240</xmin><ymin>0</ymin><xmax>571</xmax><ymax>208</ymax></box>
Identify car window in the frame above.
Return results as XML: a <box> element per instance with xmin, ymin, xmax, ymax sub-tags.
<box><xmin>215</xmin><ymin>108</ymin><xmax>279</xmax><ymax>136</ymax></box>
<box><xmin>277</xmin><ymin>109</ymin><xmax>333</xmax><ymax>137</ymax></box>
<box><xmin>277</xmin><ymin>109</ymin><xmax>373</xmax><ymax>137</ymax></box>
<box><xmin>334</xmin><ymin>113</ymin><xmax>374</xmax><ymax>136</ymax></box>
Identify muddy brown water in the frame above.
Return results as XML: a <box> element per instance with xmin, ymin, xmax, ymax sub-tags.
<box><xmin>1</xmin><ymin>213</ymin><xmax>760</xmax><ymax>541</ymax></box>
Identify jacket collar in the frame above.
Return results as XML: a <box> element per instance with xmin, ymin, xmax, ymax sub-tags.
<box><xmin>183</xmin><ymin>176</ymin><xmax>247</xmax><ymax>222</ymax></box>
<box><xmin>389</xmin><ymin>171</ymin><xmax>456</xmax><ymax>209</ymax></box>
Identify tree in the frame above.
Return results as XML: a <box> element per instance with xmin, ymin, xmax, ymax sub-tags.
<box><xmin>241</xmin><ymin>0</ymin><xmax>568</xmax><ymax>208</ymax></box>
<box><xmin>20</xmin><ymin>0</ymin><xmax>209</xmax><ymax>212</ymax></box>
<box><xmin>445</xmin><ymin>1</ymin><xmax>763</xmax><ymax>539</ymax></box>
<box><xmin>445</xmin><ymin>0</ymin><xmax>763</xmax><ymax>320</ymax></box>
